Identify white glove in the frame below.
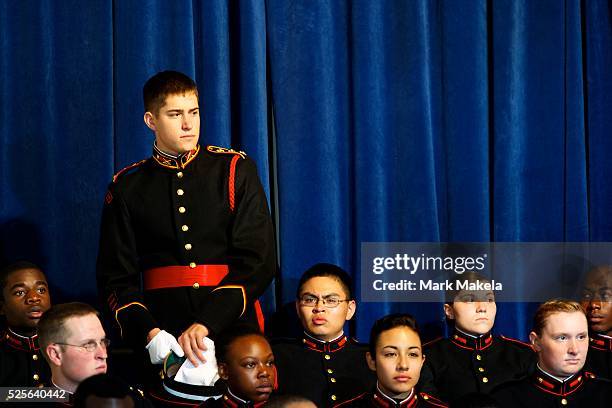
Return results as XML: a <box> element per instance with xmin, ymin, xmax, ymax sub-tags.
<box><xmin>175</xmin><ymin>337</ymin><xmax>219</xmax><ymax>386</ymax></box>
<box><xmin>145</xmin><ymin>330</ymin><xmax>185</xmax><ymax>364</ymax></box>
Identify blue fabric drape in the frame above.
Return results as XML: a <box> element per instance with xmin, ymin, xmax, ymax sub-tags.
<box><xmin>1</xmin><ymin>0</ymin><xmax>611</xmax><ymax>342</ymax></box>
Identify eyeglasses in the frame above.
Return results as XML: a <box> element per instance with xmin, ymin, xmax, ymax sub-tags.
<box><xmin>298</xmin><ymin>295</ymin><xmax>350</xmax><ymax>308</ymax></box>
<box><xmin>55</xmin><ymin>338</ymin><xmax>111</xmax><ymax>352</ymax></box>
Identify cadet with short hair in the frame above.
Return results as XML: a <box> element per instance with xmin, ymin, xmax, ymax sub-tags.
<box><xmin>272</xmin><ymin>263</ymin><xmax>376</xmax><ymax>407</ymax></box>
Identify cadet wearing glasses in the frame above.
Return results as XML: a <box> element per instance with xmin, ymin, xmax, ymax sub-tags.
<box><xmin>272</xmin><ymin>263</ymin><xmax>375</xmax><ymax>407</ymax></box>
<box><xmin>38</xmin><ymin>303</ymin><xmax>109</xmax><ymax>395</ymax></box>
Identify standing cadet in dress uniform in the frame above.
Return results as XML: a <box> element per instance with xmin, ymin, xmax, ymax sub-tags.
<box><xmin>272</xmin><ymin>263</ymin><xmax>376</xmax><ymax>407</ymax></box>
<box><xmin>580</xmin><ymin>265</ymin><xmax>612</xmax><ymax>379</ymax></box>
<box><xmin>419</xmin><ymin>272</ymin><xmax>535</xmax><ymax>404</ymax></box>
<box><xmin>335</xmin><ymin>314</ymin><xmax>447</xmax><ymax>408</ymax></box>
<box><xmin>96</xmin><ymin>71</ymin><xmax>276</xmax><ymax>375</ymax></box>
<box><xmin>0</xmin><ymin>261</ymin><xmax>51</xmax><ymax>387</ymax></box>
<box><xmin>492</xmin><ymin>299</ymin><xmax>612</xmax><ymax>407</ymax></box>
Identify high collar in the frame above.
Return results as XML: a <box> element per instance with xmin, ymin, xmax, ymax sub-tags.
<box><xmin>221</xmin><ymin>389</ymin><xmax>266</xmax><ymax>408</ymax></box>
<box><xmin>531</xmin><ymin>366</ymin><xmax>585</xmax><ymax>396</ymax></box>
<box><xmin>450</xmin><ymin>328</ymin><xmax>493</xmax><ymax>351</ymax></box>
<box><xmin>2</xmin><ymin>328</ymin><xmax>40</xmax><ymax>352</ymax></box>
<box><xmin>302</xmin><ymin>331</ymin><xmax>348</xmax><ymax>353</ymax></box>
<box><xmin>152</xmin><ymin>143</ymin><xmax>200</xmax><ymax>169</ymax></box>
<box><xmin>369</xmin><ymin>384</ymin><xmax>417</xmax><ymax>408</ymax></box>
<box><xmin>589</xmin><ymin>332</ymin><xmax>612</xmax><ymax>351</ymax></box>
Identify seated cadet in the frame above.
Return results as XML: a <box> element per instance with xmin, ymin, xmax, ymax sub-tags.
<box><xmin>335</xmin><ymin>314</ymin><xmax>447</xmax><ymax>407</ymax></box>
<box><xmin>420</xmin><ymin>272</ymin><xmax>535</xmax><ymax>404</ymax></box>
<box><xmin>0</xmin><ymin>261</ymin><xmax>52</xmax><ymax>387</ymax></box>
<box><xmin>38</xmin><ymin>302</ymin><xmax>109</xmax><ymax>400</ymax></box>
<box><xmin>202</xmin><ymin>325</ymin><xmax>275</xmax><ymax>408</ymax></box>
<box><xmin>272</xmin><ymin>263</ymin><xmax>376</xmax><ymax>407</ymax></box>
<box><xmin>580</xmin><ymin>265</ymin><xmax>612</xmax><ymax>379</ymax></box>
<box><xmin>492</xmin><ymin>299</ymin><xmax>612</xmax><ymax>407</ymax></box>
<box><xmin>73</xmin><ymin>373</ymin><xmax>152</xmax><ymax>408</ymax></box>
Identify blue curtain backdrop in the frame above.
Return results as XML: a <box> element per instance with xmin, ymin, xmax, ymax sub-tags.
<box><xmin>1</xmin><ymin>0</ymin><xmax>611</xmax><ymax>342</ymax></box>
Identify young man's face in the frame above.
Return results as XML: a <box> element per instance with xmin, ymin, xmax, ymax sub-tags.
<box><xmin>219</xmin><ymin>335</ymin><xmax>275</xmax><ymax>403</ymax></box>
<box><xmin>530</xmin><ymin>311</ymin><xmax>588</xmax><ymax>378</ymax></box>
<box><xmin>144</xmin><ymin>92</ymin><xmax>200</xmax><ymax>155</ymax></box>
<box><xmin>366</xmin><ymin>326</ymin><xmax>424</xmax><ymax>396</ymax></box>
<box><xmin>444</xmin><ymin>290</ymin><xmax>496</xmax><ymax>335</ymax></box>
<box><xmin>296</xmin><ymin>276</ymin><xmax>356</xmax><ymax>341</ymax></box>
<box><xmin>580</xmin><ymin>267</ymin><xmax>612</xmax><ymax>336</ymax></box>
<box><xmin>50</xmin><ymin>314</ymin><xmax>108</xmax><ymax>392</ymax></box>
<box><xmin>1</xmin><ymin>268</ymin><xmax>51</xmax><ymax>333</ymax></box>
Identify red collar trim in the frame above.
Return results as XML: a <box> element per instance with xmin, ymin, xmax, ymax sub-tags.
<box><xmin>2</xmin><ymin>329</ymin><xmax>39</xmax><ymax>352</ymax></box>
<box><xmin>451</xmin><ymin>330</ymin><xmax>493</xmax><ymax>351</ymax></box>
<box><xmin>221</xmin><ymin>390</ymin><xmax>265</xmax><ymax>408</ymax></box>
<box><xmin>152</xmin><ymin>144</ymin><xmax>200</xmax><ymax>169</ymax></box>
<box><xmin>302</xmin><ymin>333</ymin><xmax>348</xmax><ymax>353</ymax></box>
<box><xmin>532</xmin><ymin>367</ymin><xmax>585</xmax><ymax>396</ymax></box>
<box><xmin>590</xmin><ymin>333</ymin><xmax>612</xmax><ymax>351</ymax></box>
<box><xmin>371</xmin><ymin>386</ymin><xmax>417</xmax><ymax>408</ymax></box>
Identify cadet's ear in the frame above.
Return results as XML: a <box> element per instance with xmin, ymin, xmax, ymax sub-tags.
<box><xmin>345</xmin><ymin>299</ymin><xmax>356</xmax><ymax>321</ymax></box>
<box><xmin>443</xmin><ymin>303</ymin><xmax>454</xmax><ymax>320</ymax></box>
<box><xmin>217</xmin><ymin>362</ymin><xmax>229</xmax><ymax>381</ymax></box>
<box><xmin>46</xmin><ymin>344</ymin><xmax>62</xmax><ymax>367</ymax></box>
<box><xmin>529</xmin><ymin>331</ymin><xmax>540</xmax><ymax>352</ymax></box>
<box><xmin>143</xmin><ymin>112</ymin><xmax>156</xmax><ymax>131</ymax></box>
<box><xmin>366</xmin><ymin>351</ymin><xmax>376</xmax><ymax>372</ymax></box>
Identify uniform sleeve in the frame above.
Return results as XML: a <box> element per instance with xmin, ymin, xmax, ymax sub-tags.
<box><xmin>195</xmin><ymin>156</ymin><xmax>276</xmax><ymax>335</ymax></box>
<box><xmin>96</xmin><ymin>183</ymin><xmax>158</xmax><ymax>348</ymax></box>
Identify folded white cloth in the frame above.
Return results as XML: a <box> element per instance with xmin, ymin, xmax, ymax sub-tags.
<box><xmin>145</xmin><ymin>330</ymin><xmax>184</xmax><ymax>364</ymax></box>
<box><xmin>174</xmin><ymin>337</ymin><xmax>219</xmax><ymax>386</ymax></box>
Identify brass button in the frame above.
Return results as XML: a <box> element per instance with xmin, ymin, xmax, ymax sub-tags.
<box><xmin>32</xmin><ymin>354</ymin><xmax>38</xmax><ymax>361</ymax></box>
<box><xmin>193</xmin><ymin>282</ymin><xmax>200</xmax><ymax>289</ymax></box>
<box><xmin>478</xmin><ymin>367</ymin><xmax>485</xmax><ymax>372</ymax></box>
<box><xmin>181</xmin><ymin>225</ymin><xmax>189</xmax><ymax>232</ymax></box>
<box><xmin>185</xmin><ymin>243</ymin><xmax>192</xmax><ymax>250</ymax></box>
<box><xmin>482</xmin><ymin>377</ymin><xmax>488</xmax><ymax>383</ymax></box>
<box><xmin>33</xmin><ymin>374</ymin><xmax>39</xmax><ymax>381</ymax></box>
<box><xmin>177</xmin><ymin>189</ymin><xmax>184</xmax><ymax>196</ymax></box>
<box><xmin>179</xmin><ymin>206</ymin><xmax>186</xmax><ymax>213</ymax></box>
<box><xmin>327</xmin><ymin>369</ymin><xmax>333</xmax><ymax>374</ymax></box>
<box><xmin>422</xmin><ymin>395</ymin><xmax>429</xmax><ymax>400</ymax></box>
<box><xmin>330</xmin><ymin>378</ymin><xmax>336</xmax><ymax>383</ymax></box>
<box><xmin>324</xmin><ymin>354</ymin><xmax>331</xmax><ymax>360</ymax></box>
<box><xmin>561</xmin><ymin>398</ymin><xmax>567</xmax><ymax>405</ymax></box>
<box><xmin>189</xmin><ymin>262</ymin><xmax>197</xmax><ymax>268</ymax></box>
<box><xmin>476</xmin><ymin>354</ymin><xmax>482</xmax><ymax>360</ymax></box>
<box><xmin>331</xmin><ymin>395</ymin><xmax>337</xmax><ymax>401</ymax></box>
<box><xmin>177</xmin><ymin>172</ymin><xmax>184</xmax><ymax>178</ymax></box>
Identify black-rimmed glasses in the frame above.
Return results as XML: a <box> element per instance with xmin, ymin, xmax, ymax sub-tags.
<box><xmin>55</xmin><ymin>338</ymin><xmax>111</xmax><ymax>352</ymax></box>
<box><xmin>298</xmin><ymin>295</ymin><xmax>350</xmax><ymax>308</ymax></box>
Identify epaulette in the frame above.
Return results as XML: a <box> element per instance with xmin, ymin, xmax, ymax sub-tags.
<box><xmin>584</xmin><ymin>371</ymin><xmax>596</xmax><ymax>379</ymax></box>
<box><xmin>206</xmin><ymin>145</ymin><xmax>246</xmax><ymax>159</ymax></box>
<box><xmin>500</xmin><ymin>334</ymin><xmax>534</xmax><ymax>351</ymax></box>
<box><xmin>112</xmin><ymin>159</ymin><xmax>147</xmax><ymax>183</ymax></box>
<box><xmin>418</xmin><ymin>392</ymin><xmax>448</xmax><ymax>407</ymax></box>
<box><xmin>423</xmin><ymin>336</ymin><xmax>445</xmax><ymax>348</ymax></box>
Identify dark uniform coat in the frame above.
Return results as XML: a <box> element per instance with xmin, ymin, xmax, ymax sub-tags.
<box><xmin>96</xmin><ymin>145</ymin><xmax>276</xmax><ymax>348</ymax></box>
<box><xmin>200</xmin><ymin>390</ymin><xmax>266</xmax><ymax>408</ymax></box>
<box><xmin>492</xmin><ymin>367</ymin><xmax>612</xmax><ymax>407</ymax></box>
<box><xmin>0</xmin><ymin>328</ymin><xmax>50</xmax><ymax>387</ymax></box>
<box><xmin>272</xmin><ymin>333</ymin><xmax>376</xmax><ymax>407</ymax></box>
<box><xmin>334</xmin><ymin>386</ymin><xmax>447</xmax><ymax>408</ymax></box>
<box><xmin>419</xmin><ymin>330</ymin><xmax>535</xmax><ymax>403</ymax></box>
<box><xmin>584</xmin><ymin>332</ymin><xmax>612</xmax><ymax>380</ymax></box>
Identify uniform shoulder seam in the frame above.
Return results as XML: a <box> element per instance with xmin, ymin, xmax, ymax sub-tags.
<box><xmin>206</xmin><ymin>145</ymin><xmax>247</xmax><ymax>159</ymax></box>
<box><xmin>499</xmin><ymin>334</ymin><xmax>534</xmax><ymax>350</ymax></box>
<box><xmin>112</xmin><ymin>159</ymin><xmax>148</xmax><ymax>183</ymax></box>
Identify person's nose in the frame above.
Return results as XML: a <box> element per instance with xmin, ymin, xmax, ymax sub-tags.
<box><xmin>475</xmin><ymin>301</ymin><xmax>487</xmax><ymax>312</ymax></box>
<box><xmin>182</xmin><ymin>114</ymin><xmax>193</xmax><ymax>130</ymax></box>
<box><xmin>567</xmin><ymin>339</ymin><xmax>578</xmax><ymax>355</ymax></box>
<box><xmin>25</xmin><ymin>289</ymin><xmax>41</xmax><ymax>304</ymax></box>
<box><xmin>257</xmin><ymin>363</ymin><xmax>271</xmax><ymax>378</ymax></box>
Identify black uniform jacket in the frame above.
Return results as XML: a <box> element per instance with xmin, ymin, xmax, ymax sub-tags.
<box><xmin>420</xmin><ymin>329</ymin><xmax>535</xmax><ymax>403</ymax></box>
<box><xmin>334</xmin><ymin>386</ymin><xmax>447</xmax><ymax>408</ymax></box>
<box><xmin>0</xmin><ymin>328</ymin><xmax>50</xmax><ymax>387</ymax></box>
<box><xmin>200</xmin><ymin>390</ymin><xmax>267</xmax><ymax>408</ymax></box>
<box><xmin>96</xmin><ymin>145</ymin><xmax>276</xmax><ymax>348</ymax></box>
<box><xmin>584</xmin><ymin>332</ymin><xmax>612</xmax><ymax>380</ymax></box>
<box><xmin>272</xmin><ymin>332</ymin><xmax>376</xmax><ymax>407</ymax></box>
<box><xmin>492</xmin><ymin>366</ymin><xmax>612</xmax><ymax>407</ymax></box>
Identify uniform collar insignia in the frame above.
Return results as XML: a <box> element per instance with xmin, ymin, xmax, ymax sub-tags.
<box><xmin>152</xmin><ymin>143</ymin><xmax>200</xmax><ymax>169</ymax></box>
<box><xmin>532</xmin><ymin>366</ymin><xmax>585</xmax><ymax>396</ymax></box>
<box><xmin>302</xmin><ymin>331</ymin><xmax>348</xmax><ymax>353</ymax></box>
<box><xmin>222</xmin><ymin>389</ymin><xmax>265</xmax><ymax>408</ymax></box>
<box><xmin>2</xmin><ymin>328</ymin><xmax>40</xmax><ymax>352</ymax></box>
<box><xmin>589</xmin><ymin>332</ymin><xmax>612</xmax><ymax>351</ymax></box>
<box><xmin>370</xmin><ymin>384</ymin><xmax>417</xmax><ymax>407</ymax></box>
<box><xmin>451</xmin><ymin>329</ymin><xmax>493</xmax><ymax>351</ymax></box>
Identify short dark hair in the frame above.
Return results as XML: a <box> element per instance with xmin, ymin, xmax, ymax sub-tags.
<box><xmin>369</xmin><ymin>313</ymin><xmax>420</xmax><ymax>356</ymax></box>
<box><xmin>0</xmin><ymin>261</ymin><xmax>44</xmax><ymax>301</ymax></box>
<box><xmin>143</xmin><ymin>70</ymin><xmax>198</xmax><ymax>114</ymax></box>
<box><xmin>296</xmin><ymin>263</ymin><xmax>353</xmax><ymax>299</ymax></box>
<box><xmin>38</xmin><ymin>302</ymin><xmax>100</xmax><ymax>360</ymax></box>
<box><xmin>73</xmin><ymin>374</ymin><xmax>150</xmax><ymax>407</ymax></box>
<box><xmin>444</xmin><ymin>271</ymin><xmax>492</xmax><ymax>303</ymax></box>
<box><xmin>215</xmin><ymin>324</ymin><xmax>268</xmax><ymax>364</ymax></box>
<box><xmin>266</xmin><ymin>394</ymin><xmax>315</xmax><ymax>407</ymax></box>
